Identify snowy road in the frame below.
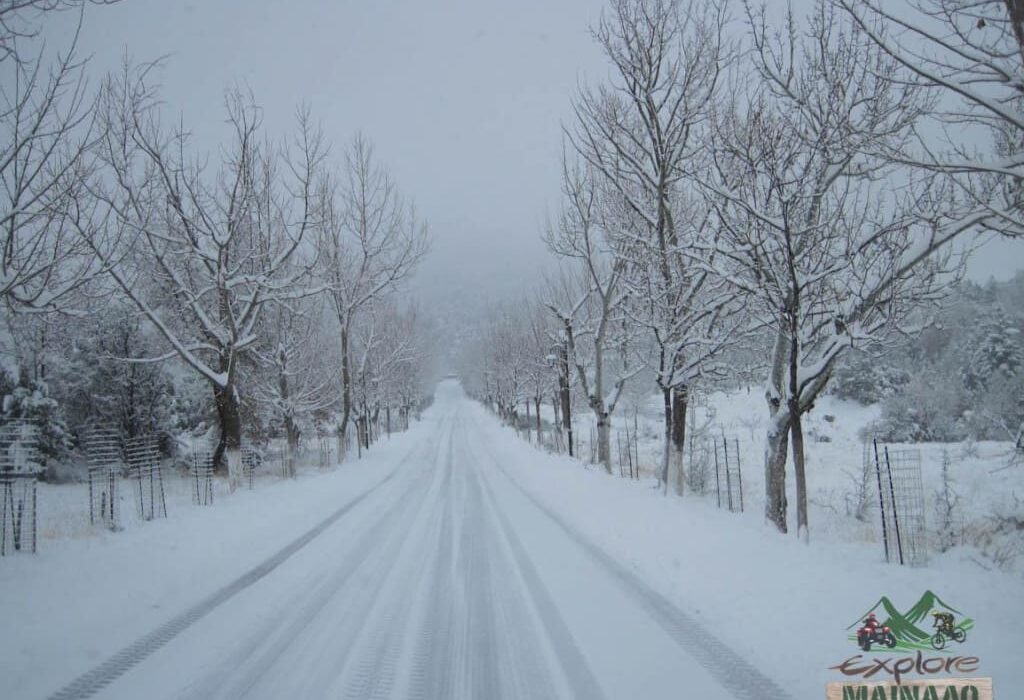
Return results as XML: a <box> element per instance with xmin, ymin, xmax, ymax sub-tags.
<box><xmin>52</xmin><ymin>382</ymin><xmax>789</xmax><ymax>700</ymax></box>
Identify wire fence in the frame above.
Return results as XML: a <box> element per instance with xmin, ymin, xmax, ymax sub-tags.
<box><xmin>500</xmin><ymin>397</ymin><xmax>948</xmax><ymax>564</ymax></box>
<box><xmin>0</xmin><ymin>411</ymin><xmax>426</xmax><ymax>556</ymax></box>
<box><xmin>506</xmin><ymin>398</ymin><xmax>752</xmax><ymax>516</ymax></box>
<box><xmin>870</xmin><ymin>439</ymin><xmax>928</xmax><ymax>567</ymax></box>
<box><xmin>85</xmin><ymin>426</ymin><xmax>122</xmax><ymax>530</ymax></box>
<box><xmin>516</xmin><ymin>415</ymin><xmax>643</xmax><ymax>481</ymax></box>
<box><xmin>125</xmin><ymin>435</ymin><xmax>167</xmax><ymax>521</ymax></box>
<box><xmin>0</xmin><ymin>421</ymin><xmax>41</xmax><ymax>556</ymax></box>
<box><xmin>190</xmin><ymin>442</ymin><xmax>214</xmax><ymax>506</ymax></box>
<box><xmin>712</xmin><ymin>436</ymin><xmax>744</xmax><ymax>513</ymax></box>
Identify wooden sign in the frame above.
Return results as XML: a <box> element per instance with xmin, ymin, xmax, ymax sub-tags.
<box><xmin>826</xmin><ymin>677</ymin><xmax>993</xmax><ymax>699</ymax></box>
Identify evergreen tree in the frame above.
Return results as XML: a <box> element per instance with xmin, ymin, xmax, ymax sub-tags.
<box><xmin>1</xmin><ymin>378</ymin><xmax>72</xmax><ymax>464</ymax></box>
<box><xmin>964</xmin><ymin>311</ymin><xmax>1023</xmax><ymax>391</ymax></box>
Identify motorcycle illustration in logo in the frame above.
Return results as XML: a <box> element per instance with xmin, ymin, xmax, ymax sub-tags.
<box><xmin>929</xmin><ymin>610</ymin><xmax>967</xmax><ymax>650</ymax></box>
<box><xmin>847</xmin><ymin>590</ymin><xmax>973</xmax><ymax>653</ymax></box>
<box><xmin>828</xmin><ymin>592</ymin><xmax>991</xmax><ymax>698</ymax></box>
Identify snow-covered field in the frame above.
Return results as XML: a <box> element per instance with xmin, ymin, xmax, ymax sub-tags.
<box><xmin>0</xmin><ymin>429</ymin><xmax>416</xmax><ymax>699</ymax></box>
<box><xmin>33</xmin><ymin>444</ymin><xmax>333</xmax><ymax>542</ymax></box>
<box><xmin>2</xmin><ymin>381</ymin><xmax>1021</xmax><ymax>699</ymax></box>
<box><xmin>545</xmin><ymin>389</ymin><xmax>1024</xmax><ymax>567</ymax></box>
<box><xmin>498</xmin><ymin>393</ymin><xmax>1024</xmax><ymax>697</ymax></box>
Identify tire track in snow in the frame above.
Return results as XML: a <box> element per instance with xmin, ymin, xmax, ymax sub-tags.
<box><xmin>467</xmin><ymin>464</ymin><xmax>562</xmax><ymax>700</ymax></box>
<box><xmin>459</xmin><ymin>436</ymin><xmax>503</xmax><ymax>700</ymax></box>
<box><xmin>473</xmin><ymin>461</ymin><xmax>609</xmax><ymax>700</ymax></box>
<box><xmin>473</xmin><ymin>423</ymin><xmax>795</xmax><ymax>700</ymax></box>
<box><xmin>339</xmin><ymin>430</ymin><xmax>455</xmax><ymax>700</ymax></box>
<box><xmin>406</xmin><ymin>432</ymin><xmax>457</xmax><ymax>700</ymax></box>
<box><xmin>46</xmin><ymin>434</ymin><xmax>432</xmax><ymax>700</ymax></box>
<box><xmin>184</xmin><ymin>425</ymin><xmax>449</xmax><ymax>700</ymax></box>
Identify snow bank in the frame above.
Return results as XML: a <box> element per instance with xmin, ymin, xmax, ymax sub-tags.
<box><xmin>0</xmin><ymin>415</ymin><xmax>437</xmax><ymax>700</ymax></box>
<box><xmin>471</xmin><ymin>399</ymin><xmax>1024</xmax><ymax>698</ymax></box>
<box><xmin>566</xmin><ymin>389</ymin><xmax>1023</xmax><ymax>559</ymax></box>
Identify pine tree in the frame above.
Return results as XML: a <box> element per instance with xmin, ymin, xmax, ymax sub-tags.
<box><xmin>1</xmin><ymin>378</ymin><xmax>72</xmax><ymax>464</ymax></box>
<box><xmin>963</xmin><ymin>311</ymin><xmax>1023</xmax><ymax>392</ymax></box>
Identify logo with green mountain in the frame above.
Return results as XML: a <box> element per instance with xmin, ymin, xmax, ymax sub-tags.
<box><xmin>848</xmin><ymin>591</ymin><xmax>974</xmax><ymax>652</ymax></box>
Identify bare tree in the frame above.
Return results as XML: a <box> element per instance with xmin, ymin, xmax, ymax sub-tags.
<box><xmin>318</xmin><ymin>134</ymin><xmax>428</xmax><ymax>456</ymax></box>
<box><xmin>837</xmin><ymin>0</ymin><xmax>1024</xmax><ymax>240</ymax></box>
<box><xmin>567</xmin><ymin>0</ymin><xmax>744</xmax><ymax>494</ymax></box>
<box><xmin>523</xmin><ymin>300</ymin><xmax>557</xmax><ymax>442</ymax></box>
<box><xmin>479</xmin><ymin>302</ymin><xmax>531</xmax><ymax>425</ymax></box>
<box><xmin>0</xmin><ymin>7</ymin><xmax>112</xmax><ymax>313</ymax></box>
<box><xmin>346</xmin><ymin>300</ymin><xmax>425</xmax><ymax>450</ymax></box>
<box><xmin>545</xmin><ymin>162</ymin><xmax>641</xmax><ymax>473</ymax></box>
<box><xmin>87</xmin><ymin>70</ymin><xmax>327</xmax><ymax>489</ymax></box>
<box><xmin>251</xmin><ymin>296</ymin><xmax>336</xmax><ymax>477</ymax></box>
<box><xmin>541</xmin><ymin>269</ymin><xmax>587</xmax><ymax>456</ymax></box>
<box><xmin>0</xmin><ymin>0</ymin><xmax>116</xmax><ymax>63</ymax></box>
<box><xmin>837</xmin><ymin>0</ymin><xmax>1024</xmax><ymax>456</ymax></box>
<box><xmin>472</xmin><ymin>301</ymin><xmax>543</xmax><ymax>434</ymax></box>
<box><xmin>705</xmin><ymin>1</ymin><xmax>967</xmax><ymax>538</ymax></box>
<box><xmin>371</xmin><ymin>302</ymin><xmax>429</xmax><ymax>435</ymax></box>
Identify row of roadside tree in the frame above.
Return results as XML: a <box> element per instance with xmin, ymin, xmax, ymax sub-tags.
<box><xmin>0</xmin><ymin>1</ymin><xmax>433</xmax><ymax>486</ymax></box>
<box><xmin>462</xmin><ymin>0</ymin><xmax>1024</xmax><ymax>541</ymax></box>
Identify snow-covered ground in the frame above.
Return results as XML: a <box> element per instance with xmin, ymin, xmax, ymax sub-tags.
<box><xmin>497</xmin><ymin>394</ymin><xmax>1024</xmax><ymax>697</ymax></box>
<box><xmin>543</xmin><ymin>389</ymin><xmax>1023</xmax><ymax>565</ymax></box>
<box><xmin>0</xmin><ymin>429</ymin><xmax>415</xmax><ymax>699</ymax></box>
<box><xmin>2</xmin><ymin>380</ymin><xmax>1021</xmax><ymax>699</ymax></box>
<box><xmin>33</xmin><ymin>442</ymin><xmax>334</xmax><ymax>542</ymax></box>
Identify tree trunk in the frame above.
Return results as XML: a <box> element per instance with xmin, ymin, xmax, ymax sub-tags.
<box><xmin>764</xmin><ymin>416</ymin><xmax>790</xmax><ymax>533</ymax></box>
<box><xmin>660</xmin><ymin>385</ymin><xmax>672</xmax><ymax>494</ymax></box>
<box><xmin>339</xmin><ymin>326</ymin><xmax>352</xmax><ymax>451</ymax></box>
<box><xmin>1007</xmin><ymin>0</ymin><xmax>1024</xmax><ymax>59</ymax></box>
<box><xmin>278</xmin><ymin>347</ymin><xmax>296</xmax><ymax>478</ymax></box>
<box><xmin>790</xmin><ymin>406</ymin><xmax>808</xmax><ymax>543</ymax></box>
<box><xmin>535</xmin><ymin>396</ymin><xmax>542</xmax><ymax>440</ymax></box>
<box><xmin>787</xmin><ymin>303</ymin><xmax>808</xmax><ymax>542</ymax></box>
<box><xmin>596</xmin><ymin>412</ymin><xmax>612</xmax><ymax>474</ymax></box>
<box><xmin>213</xmin><ymin>382</ymin><xmax>243</xmax><ymax>490</ymax></box>
<box><xmin>357</xmin><ymin>415</ymin><xmax>367</xmax><ymax>453</ymax></box>
<box><xmin>559</xmin><ymin>342</ymin><xmax>573</xmax><ymax>457</ymax></box>
<box><xmin>672</xmin><ymin>386</ymin><xmax>688</xmax><ymax>496</ymax></box>
<box><xmin>386</xmin><ymin>405</ymin><xmax>391</xmax><ymax>437</ymax></box>
<box><xmin>764</xmin><ymin>324</ymin><xmax>790</xmax><ymax>532</ymax></box>
<box><xmin>552</xmin><ymin>394</ymin><xmax>562</xmax><ymax>451</ymax></box>
<box><xmin>284</xmin><ymin>414</ymin><xmax>299</xmax><ymax>479</ymax></box>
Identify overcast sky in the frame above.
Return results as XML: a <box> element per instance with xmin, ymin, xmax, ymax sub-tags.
<box><xmin>42</xmin><ymin>0</ymin><xmax>1024</xmax><ymax>317</ymax></box>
